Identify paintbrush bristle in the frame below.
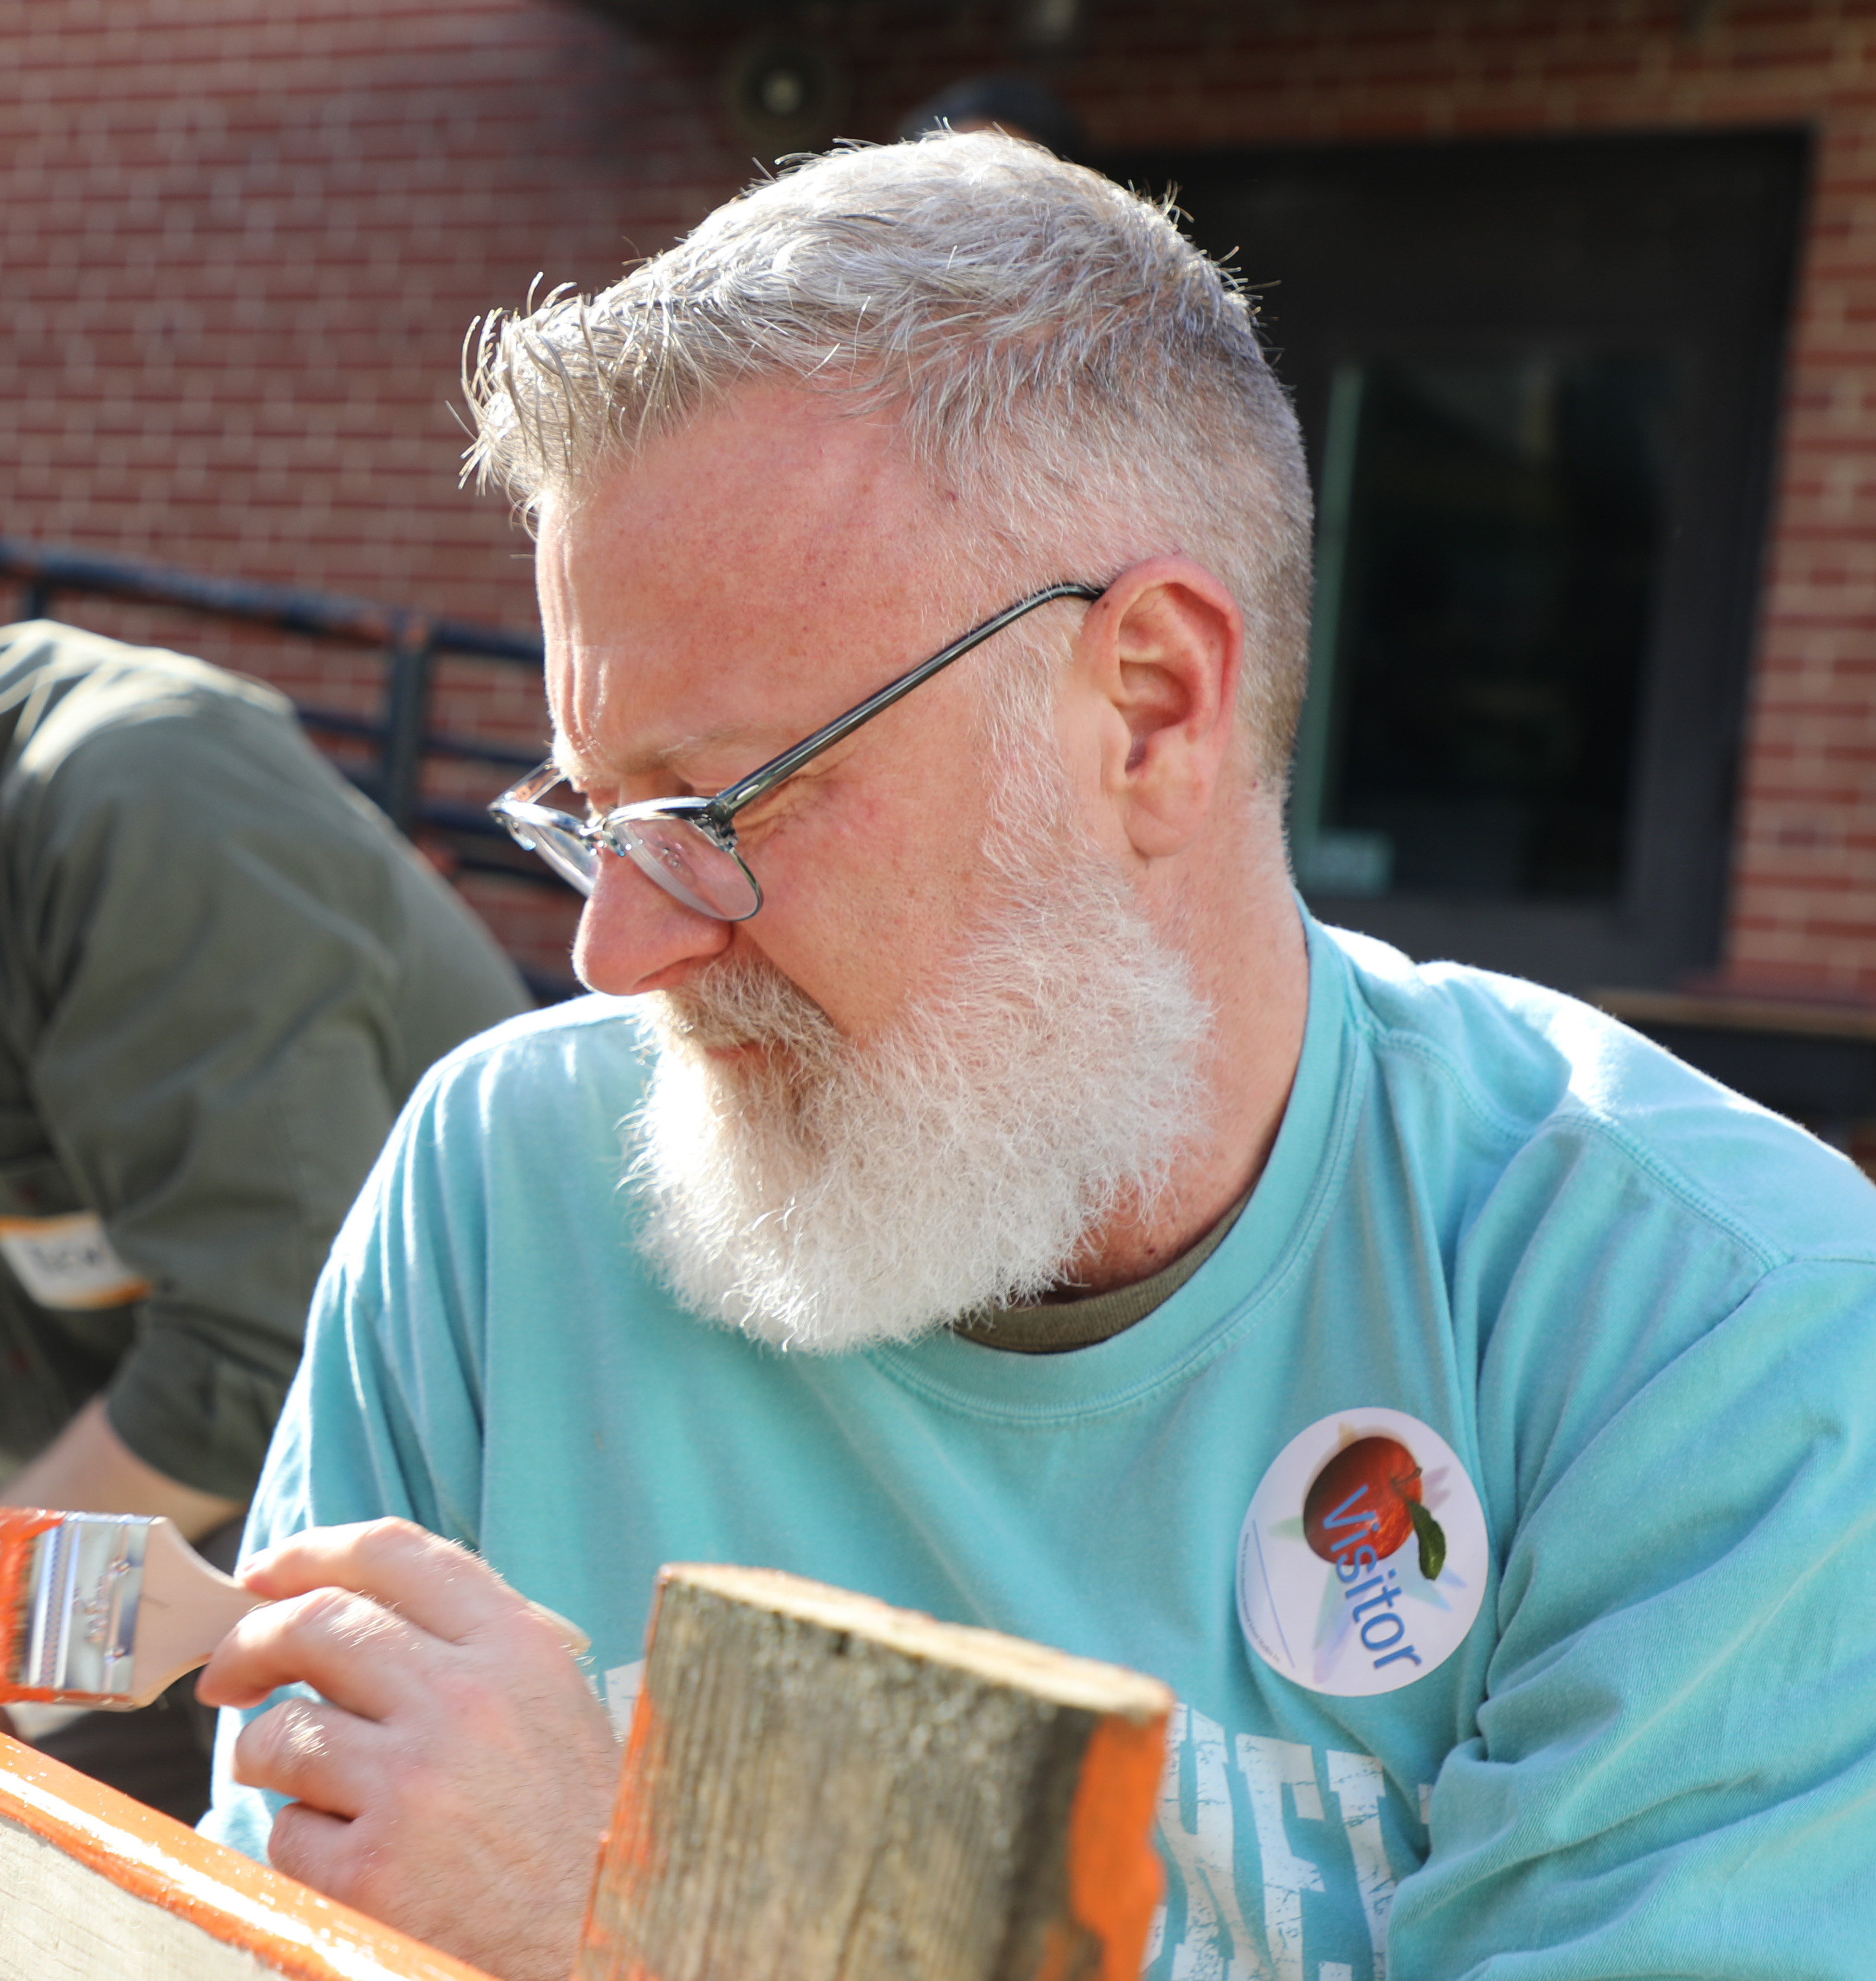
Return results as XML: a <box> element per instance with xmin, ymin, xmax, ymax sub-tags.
<box><xmin>0</xmin><ymin>1510</ymin><xmax>64</xmax><ymax>1692</ymax></box>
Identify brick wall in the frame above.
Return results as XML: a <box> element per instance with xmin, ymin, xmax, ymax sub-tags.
<box><xmin>3</xmin><ymin>0</ymin><xmax>1874</xmax><ymax>1002</ymax></box>
<box><xmin>0</xmin><ymin>0</ymin><xmax>753</xmax><ymax>978</ymax></box>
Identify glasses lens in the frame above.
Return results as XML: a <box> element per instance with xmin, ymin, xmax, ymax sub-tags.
<box><xmin>492</xmin><ymin>771</ymin><xmax>603</xmax><ymax>896</ymax></box>
<box><xmin>529</xmin><ymin>821</ymin><xmax>601</xmax><ymax>896</ymax></box>
<box><xmin>618</xmin><ymin>816</ymin><xmax>760</xmax><ymax>921</ymax></box>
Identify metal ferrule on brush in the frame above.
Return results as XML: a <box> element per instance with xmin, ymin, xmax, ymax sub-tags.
<box><xmin>21</xmin><ymin>1515</ymin><xmax>151</xmax><ymax>1698</ymax></box>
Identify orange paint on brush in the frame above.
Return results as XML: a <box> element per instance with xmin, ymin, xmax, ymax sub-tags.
<box><xmin>0</xmin><ymin>1507</ymin><xmax>63</xmax><ymax>1686</ymax></box>
<box><xmin>0</xmin><ymin>1731</ymin><xmax>496</xmax><ymax>1980</ymax></box>
<box><xmin>1048</xmin><ymin>1703</ymin><xmax>1171</xmax><ymax>1981</ymax></box>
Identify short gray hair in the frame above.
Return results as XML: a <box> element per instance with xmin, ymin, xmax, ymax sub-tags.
<box><xmin>465</xmin><ymin>133</ymin><xmax>1314</xmax><ymax>780</ymax></box>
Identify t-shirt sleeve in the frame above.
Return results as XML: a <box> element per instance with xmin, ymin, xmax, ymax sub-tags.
<box><xmin>1393</xmin><ymin>1252</ymin><xmax>1876</xmax><ymax>1975</ymax></box>
<box><xmin>15</xmin><ymin>698</ymin><xmax>440</xmax><ymax>1497</ymax></box>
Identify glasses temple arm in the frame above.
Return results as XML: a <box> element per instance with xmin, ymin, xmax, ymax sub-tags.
<box><xmin>706</xmin><ymin>583</ymin><xmax>1103</xmax><ymax>824</ymax></box>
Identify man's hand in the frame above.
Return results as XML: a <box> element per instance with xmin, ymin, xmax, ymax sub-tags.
<box><xmin>195</xmin><ymin>1519</ymin><xmax>620</xmax><ymax>1981</ymax></box>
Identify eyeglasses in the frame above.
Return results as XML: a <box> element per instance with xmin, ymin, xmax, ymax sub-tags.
<box><xmin>489</xmin><ymin>581</ymin><xmax>1103</xmax><ymax>922</ymax></box>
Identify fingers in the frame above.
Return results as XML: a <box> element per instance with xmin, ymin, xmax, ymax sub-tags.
<box><xmin>203</xmin><ymin>1519</ymin><xmax>622</xmax><ymax>1981</ymax></box>
<box><xmin>232</xmin><ymin>1695</ymin><xmax>381</xmax><ymax>1820</ymax></box>
<box><xmin>204</xmin><ymin>1518</ymin><xmax>589</xmax><ymax>1742</ymax></box>
<box><xmin>255</xmin><ymin>1665</ymin><xmax>622</xmax><ymax>1981</ymax></box>
<box><xmin>266</xmin><ymin>1799</ymin><xmax>451</xmax><ymax>1956</ymax></box>
<box><xmin>241</xmin><ymin>1519</ymin><xmax>531</xmax><ymax>1646</ymax></box>
<box><xmin>266</xmin><ymin>1800</ymin><xmax>361</xmax><ymax>1905</ymax></box>
<box><xmin>197</xmin><ymin>1583</ymin><xmax>422</xmax><ymax>1718</ymax></box>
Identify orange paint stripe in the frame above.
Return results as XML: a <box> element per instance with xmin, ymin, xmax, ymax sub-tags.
<box><xmin>576</xmin><ymin>1680</ymin><xmax>662</xmax><ymax>1981</ymax></box>
<box><xmin>1059</xmin><ymin>1705</ymin><xmax>1171</xmax><ymax>1981</ymax></box>
<box><xmin>0</xmin><ymin>1734</ymin><xmax>497</xmax><ymax>1981</ymax></box>
<box><xmin>0</xmin><ymin>1508</ymin><xmax>64</xmax><ymax>1687</ymax></box>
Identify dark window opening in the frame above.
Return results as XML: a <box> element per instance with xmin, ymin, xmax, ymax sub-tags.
<box><xmin>1107</xmin><ymin>128</ymin><xmax>1808</xmax><ymax>993</ymax></box>
<box><xmin>1295</xmin><ymin>352</ymin><xmax>1674</xmax><ymax>905</ymax></box>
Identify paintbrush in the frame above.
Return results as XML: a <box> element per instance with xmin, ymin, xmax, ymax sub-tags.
<box><xmin>0</xmin><ymin>1508</ymin><xmax>263</xmax><ymax>1711</ymax></box>
<box><xmin>0</xmin><ymin>1506</ymin><xmax>594</xmax><ymax>1714</ymax></box>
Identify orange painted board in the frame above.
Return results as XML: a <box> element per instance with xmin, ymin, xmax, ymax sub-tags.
<box><xmin>0</xmin><ymin>1733</ymin><xmax>496</xmax><ymax>1981</ymax></box>
<box><xmin>1057</xmin><ymin>1706</ymin><xmax>1170</xmax><ymax>1981</ymax></box>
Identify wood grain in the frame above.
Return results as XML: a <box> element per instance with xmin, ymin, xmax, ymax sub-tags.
<box><xmin>578</xmin><ymin>1565</ymin><xmax>1172</xmax><ymax>1981</ymax></box>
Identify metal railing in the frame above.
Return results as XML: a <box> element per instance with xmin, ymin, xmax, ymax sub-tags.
<box><xmin>1</xmin><ymin>534</ymin><xmax>572</xmax><ymax>994</ymax></box>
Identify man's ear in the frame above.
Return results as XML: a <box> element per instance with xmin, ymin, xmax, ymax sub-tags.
<box><xmin>1077</xmin><ymin>556</ymin><xmax>1244</xmax><ymax>861</ymax></box>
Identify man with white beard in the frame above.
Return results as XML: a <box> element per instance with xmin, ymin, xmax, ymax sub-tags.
<box><xmin>200</xmin><ymin>135</ymin><xmax>1876</xmax><ymax>1981</ymax></box>
<box><xmin>631</xmin><ymin>693</ymin><xmax>1211</xmax><ymax>1345</ymax></box>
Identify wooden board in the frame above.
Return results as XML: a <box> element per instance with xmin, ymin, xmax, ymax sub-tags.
<box><xmin>578</xmin><ymin>1564</ymin><xmax>1172</xmax><ymax>1981</ymax></box>
<box><xmin>0</xmin><ymin>1733</ymin><xmax>495</xmax><ymax>1981</ymax></box>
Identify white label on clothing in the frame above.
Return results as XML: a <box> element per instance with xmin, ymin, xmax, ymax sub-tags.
<box><xmin>602</xmin><ymin>1659</ymin><xmax>645</xmax><ymax>1740</ymax></box>
<box><xmin>1237</xmin><ymin>1408</ymin><xmax>1487</xmax><ymax>1698</ymax></box>
<box><xmin>0</xmin><ymin>1213</ymin><xmax>151</xmax><ymax>1310</ymax></box>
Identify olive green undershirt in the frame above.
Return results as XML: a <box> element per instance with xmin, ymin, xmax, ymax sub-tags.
<box><xmin>952</xmin><ymin>1179</ymin><xmax>1257</xmax><ymax>1355</ymax></box>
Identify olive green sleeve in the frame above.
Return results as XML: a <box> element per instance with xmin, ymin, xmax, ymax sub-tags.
<box><xmin>11</xmin><ymin>685</ymin><xmax>522</xmax><ymax>1497</ymax></box>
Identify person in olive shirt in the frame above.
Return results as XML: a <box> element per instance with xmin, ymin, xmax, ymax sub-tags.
<box><xmin>0</xmin><ymin>618</ymin><xmax>529</xmax><ymax>1816</ymax></box>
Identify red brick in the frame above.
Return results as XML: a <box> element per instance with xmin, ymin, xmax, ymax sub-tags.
<box><xmin>6</xmin><ymin>0</ymin><xmax>1876</xmax><ymax>992</ymax></box>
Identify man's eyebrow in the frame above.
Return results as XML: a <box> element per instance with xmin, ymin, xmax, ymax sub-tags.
<box><xmin>551</xmin><ymin>723</ymin><xmax>784</xmax><ymax>788</ymax></box>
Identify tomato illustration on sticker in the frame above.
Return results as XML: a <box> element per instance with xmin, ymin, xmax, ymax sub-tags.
<box><xmin>1303</xmin><ymin>1435</ymin><xmax>1447</xmax><ymax>1583</ymax></box>
<box><xmin>1236</xmin><ymin>1407</ymin><xmax>1487</xmax><ymax>1698</ymax></box>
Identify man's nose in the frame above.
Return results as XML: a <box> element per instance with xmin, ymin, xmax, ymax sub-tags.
<box><xmin>572</xmin><ymin>849</ymin><xmax>735</xmax><ymax>995</ymax></box>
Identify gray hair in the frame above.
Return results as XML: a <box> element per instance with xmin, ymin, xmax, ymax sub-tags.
<box><xmin>464</xmin><ymin>133</ymin><xmax>1314</xmax><ymax>781</ymax></box>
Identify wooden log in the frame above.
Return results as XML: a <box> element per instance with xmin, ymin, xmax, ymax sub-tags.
<box><xmin>0</xmin><ymin>1732</ymin><xmax>495</xmax><ymax>1981</ymax></box>
<box><xmin>577</xmin><ymin>1565</ymin><xmax>1172</xmax><ymax>1981</ymax></box>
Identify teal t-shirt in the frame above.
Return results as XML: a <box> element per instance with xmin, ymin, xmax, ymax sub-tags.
<box><xmin>204</xmin><ymin>917</ymin><xmax>1876</xmax><ymax>1977</ymax></box>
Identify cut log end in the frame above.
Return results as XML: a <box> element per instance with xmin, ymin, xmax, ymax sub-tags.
<box><xmin>579</xmin><ymin>1564</ymin><xmax>1173</xmax><ymax>1981</ymax></box>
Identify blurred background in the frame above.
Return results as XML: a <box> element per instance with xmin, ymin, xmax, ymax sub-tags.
<box><xmin>3</xmin><ymin>0</ymin><xmax>1873</xmax><ymax>1163</ymax></box>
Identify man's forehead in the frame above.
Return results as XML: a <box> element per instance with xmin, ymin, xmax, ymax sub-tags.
<box><xmin>537</xmin><ymin>389</ymin><xmax>962</xmax><ymax>776</ymax></box>
<box><xmin>547</xmin><ymin>387</ymin><xmax>943</xmax><ymax>577</ymax></box>
<box><xmin>543</xmin><ymin>596</ymin><xmax>827</xmax><ymax>787</ymax></box>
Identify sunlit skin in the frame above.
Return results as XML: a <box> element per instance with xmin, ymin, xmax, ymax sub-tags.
<box><xmin>199</xmin><ymin>382</ymin><xmax>1312</xmax><ymax>1979</ymax></box>
<box><xmin>542</xmin><ymin>386</ymin><xmax>993</xmax><ymax>1034</ymax></box>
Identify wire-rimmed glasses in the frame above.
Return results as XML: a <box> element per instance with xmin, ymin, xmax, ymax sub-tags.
<box><xmin>490</xmin><ymin>581</ymin><xmax>1103</xmax><ymax>922</ymax></box>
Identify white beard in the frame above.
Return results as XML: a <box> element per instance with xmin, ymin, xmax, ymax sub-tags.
<box><xmin>626</xmin><ymin>752</ymin><xmax>1212</xmax><ymax>1352</ymax></box>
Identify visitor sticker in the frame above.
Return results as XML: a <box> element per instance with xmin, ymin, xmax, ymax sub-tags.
<box><xmin>1237</xmin><ymin>1407</ymin><xmax>1487</xmax><ymax>1697</ymax></box>
<box><xmin>0</xmin><ymin>1212</ymin><xmax>152</xmax><ymax>1310</ymax></box>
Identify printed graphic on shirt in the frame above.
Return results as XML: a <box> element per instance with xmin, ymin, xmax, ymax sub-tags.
<box><xmin>0</xmin><ymin>1212</ymin><xmax>152</xmax><ymax>1310</ymax></box>
<box><xmin>1237</xmin><ymin>1408</ymin><xmax>1486</xmax><ymax>1697</ymax></box>
<box><xmin>1151</xmin><ymin>1701</ymin><xmax>1431</xmax><ymax>1981</ymax></box>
